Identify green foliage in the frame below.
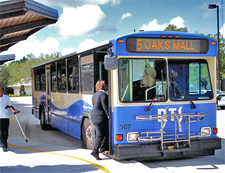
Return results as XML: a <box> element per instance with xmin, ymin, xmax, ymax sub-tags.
<box><xmin>195</xmin><ymin>32</ymin><xmax>225</xmax><ymax>80</ymax></box>
<box><xmin>0</xmin><ymin>52</ymin><xmax>61</xmax><ymax>91</ymax></box>
<box><xmin>219</xmin><ymin>37</ymin><xmax>225</xmax><ymax>79</ymax></box>
<box><xmin>0</xmin><ymin>65</ymin><xmax>10</xmax><ymax>93</ymax></box>
<box><xmin>164</xmin><ymin>24</ymin><xmax>188</xmax><ymax>32</ymax></box>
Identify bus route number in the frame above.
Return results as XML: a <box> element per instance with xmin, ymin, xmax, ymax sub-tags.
<box><xmin>119</xmin><ymin>124</ymin><xmax>131</xmax><ymax>130</ymax></box>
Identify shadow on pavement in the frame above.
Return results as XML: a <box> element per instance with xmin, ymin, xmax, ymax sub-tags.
<box><xmin>0</xmin><ymin>164</ymin><xmax>98</xmax><ymax>173</ymax></box>
<box><xmin>141</xmin><ymin>139</ymin><xmax>225</xmax><ymax>170</ymax></box>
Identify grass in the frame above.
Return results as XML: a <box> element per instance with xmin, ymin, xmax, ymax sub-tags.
<box><xmin>8</xmin><ymin>94</ymin><xmax>32</xmax><ymax>97</ymax></box>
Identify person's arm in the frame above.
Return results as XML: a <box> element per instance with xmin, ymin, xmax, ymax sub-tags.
<box><xmin>8</xmin><ymin>105</ymin><xmax>19</xmax><ymax>114</ymax></box>
<box><xmin>7</xmin><ymin>97</ymin><xmax>19</xmax><ymax>114</ymax></box>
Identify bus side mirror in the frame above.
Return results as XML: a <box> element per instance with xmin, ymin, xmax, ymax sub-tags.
<box><xmin>104</xmin><ymin>54</ymin><xmax>118</xmax><ymax>70</ymax></box>
<box><xmin>221</xmin><ymin>78</ymin><xmax>225</xmax><ymax>91</ymax></box>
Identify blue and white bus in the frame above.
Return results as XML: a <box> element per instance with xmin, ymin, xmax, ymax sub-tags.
<box><xmin>32</xmin><ymin>31</ymin><xmax>222</xmax><ymax>160</ymax></box>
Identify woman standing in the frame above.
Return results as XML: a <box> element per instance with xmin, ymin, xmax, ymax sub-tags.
<box><xmin>90</xmin><ymin>80</ymin><xmax>109</xmax><ymax>160</ymax></box>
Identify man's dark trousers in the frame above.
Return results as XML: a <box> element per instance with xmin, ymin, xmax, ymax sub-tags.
<box><xmin>0</xmin><ymin>118</ymin><xmax>10</xmax><ymax>149</ymax></box>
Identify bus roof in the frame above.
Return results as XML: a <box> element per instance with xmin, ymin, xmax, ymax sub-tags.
<box><xmin>114</xmin><ymin>31</ymin><xmax>213</xmax><ymax>39</ymax></box>
<box><xmin>32</xmin><ymin>42</ymin><xmax>111</xmax><ymax>69</ymax></box>
<box><xmin>32</xmin><ymin>31</ymin><xmax>217</xmax><ymax>69</ymax></box>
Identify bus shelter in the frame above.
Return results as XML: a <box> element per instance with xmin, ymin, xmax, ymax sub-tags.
<box><xmin>0</xmin><ymin>0</ymin><xmax>58</xmax><ymax>65</ymax></box>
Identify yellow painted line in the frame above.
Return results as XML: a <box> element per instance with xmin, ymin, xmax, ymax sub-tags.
<box><xmin>9</xmin><ymin>116</ymin><xmax>16</xmax><ymax>125</ymax></box>
<box><xmin>9</xmin><ymin>117</ymin><xmax>110</xmax><ymax>173</ymax></box>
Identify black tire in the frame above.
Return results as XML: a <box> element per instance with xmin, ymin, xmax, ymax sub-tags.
<box><xmin>221</xmin><ymin>106</ymin><xmax>225</xmax><ymax>110</ymax></box>
<box><xmin>82</xmin><ymin>118</ymin><xmax>93</xmax><ymax>149</ymax></box>
<box><xmin>40</xmin><ymin>110</ymin><xmax>49</xmax><ymax>130</ymax></box>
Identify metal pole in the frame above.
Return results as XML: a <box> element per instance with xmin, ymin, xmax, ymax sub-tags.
<box><xmin>217</xmin><ymin>5</ymin><xmax>220</xmax><ymax>90</ymax></box>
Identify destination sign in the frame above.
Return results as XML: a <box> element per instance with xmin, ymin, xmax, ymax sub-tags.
<box><xmin>126</xmin><ymin>37</ymin><xmax>208</xmax><ymax>54</ymax></box>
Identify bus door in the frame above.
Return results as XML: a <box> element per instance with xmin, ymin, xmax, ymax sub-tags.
<box><xmin>94</xmin><ymin>51</ymin><xmax>108</xmax><ymax>83</ymax></box>
<box><xmin>94</xmin><ymin>51</ymin><xmax>110</xmax><ymax>149</ymax></box>
<box><xmin>46</xmin><ymin>68</ymin><xmax>51</xmax><ymax>124</ymax></box>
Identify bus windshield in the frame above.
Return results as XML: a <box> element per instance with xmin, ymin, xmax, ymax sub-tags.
<box><xmin>119</xmin><ymin>58</ymin><xmax>167</xmax><ymax>102</ymax></box>
<box><xmin>169</xmin><ymin>59</ymin><xmax>213</xmax><ymax>101</ymax></box>
<box><xmin>119</xmin><ymin>58</ymin><xmax>213</xmax><ymax>102</ymax></box>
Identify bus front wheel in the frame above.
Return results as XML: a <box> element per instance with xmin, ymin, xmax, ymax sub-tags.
<box><xmin>82</xmin><ymin>118</ymin><xmax>93</xmax><ymax>149</ymax></box>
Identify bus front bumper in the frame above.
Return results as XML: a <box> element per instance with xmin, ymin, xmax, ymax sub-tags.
<box><xmin>113</xmin><ymin>137</ymin><xmax>221</xmax><ymax>160</ymax></box>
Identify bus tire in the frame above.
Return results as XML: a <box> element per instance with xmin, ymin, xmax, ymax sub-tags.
<box><xmin>221</xmin><ymin>106</ymin><xmax>225</xmax><ymax>110</ymax></box>
<box><xmin>82</xmin><ymin>118</ymin><xmax>93</xmax><ymax>149</ymax></box>
<box><xmin>40</xmin><ymin>110</ymin><xmax>49</xmax><ymax>130</ymax></box>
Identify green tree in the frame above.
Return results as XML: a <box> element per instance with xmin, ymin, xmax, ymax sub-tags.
<box><xmin>7</xmin><ymin>52</ymin><xmax>61</xmax><ymax>85</ymax></box>
<box><xmin>196</xmin><ymin>32</ymin><xmax>225</xmax><ymax>80</ymax></box>
<box><xmin>0</xmin><ymin>65</ymin><xmax>10</xmax><ymax>93</ymax></box>
<box><xmin>164</xmin><ymin>24</ymin><xmax>188</xmax><ymax>32</ymax></box>
<box><xmin>164</xmin><ymin>24</ymin><xmax>225</xmax><ymax>80</ymax></box>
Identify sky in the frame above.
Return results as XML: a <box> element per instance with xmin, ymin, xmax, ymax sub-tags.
<box><xmin>1</xmin><ymin>0</ymin><xmax>225</xmax><ymax>61</ymax></box>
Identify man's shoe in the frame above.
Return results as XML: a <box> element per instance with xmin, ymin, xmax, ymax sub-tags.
<box><xmin>91</xmin><ymin>152</ymin><xmax>102</xmax><ymax>160</ymax></box>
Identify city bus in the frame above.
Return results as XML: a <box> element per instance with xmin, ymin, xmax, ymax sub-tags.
<box><xmin>32</xmin><ymin>31</ymin><xmax>222</xmax><ymax>160</ymax></box>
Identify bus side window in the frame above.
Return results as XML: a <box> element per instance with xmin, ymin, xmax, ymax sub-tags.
<box><xmin>68</xmin><ymin>55</ymin><xmax>79</xmax><ymax>93</ymax></box>
<box><xmin>34</xmin><ymin>68</ymin><xmax>46</xmax><ymax>91</ymax></box>
<box><xmin>51</xmin><ymin>62</ymin><xmax>57</xmax><ymax>92</ymax></box>
<box><xmin>40</xmin><ymin>68</ymin><xmax>46</xmax><ymax>91</ymax></box>
<box><xmin>81</xmin><ymin>55</ymin><xmax>94</xmax><ymax>94</ymax></box>
<box><xmin>57</xmin><ymin>60</ymin><xmax>66</xmax><ymax>92</ymax></box>
<box><xmin>35</xmin><ymin>71</ymin><xmax>40</xmax><ymax>91</ymax></box>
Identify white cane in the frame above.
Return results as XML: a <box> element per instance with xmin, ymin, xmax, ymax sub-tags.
<box><xmin>14</xmin><ymin>112</ymin><xmax>28</xmax><ymax>142</ymax></box>
<box><xmin>5</xmin><ymin>106</ymin><xmax>28</xmax><ymax>142</ymax></box>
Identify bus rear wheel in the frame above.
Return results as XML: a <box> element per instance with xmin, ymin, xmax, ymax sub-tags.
<box><xmin>82</xmin><ymin>118</ymin><xmax>93</xmax><ymax>149</ymax></box>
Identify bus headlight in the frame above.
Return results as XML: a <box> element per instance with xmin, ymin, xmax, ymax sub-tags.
<box><xmin>127</xmin><ymin>132</ymin><xmax>139</xmax><ymax>142</ymax></box>
<box><xmin>201</xmin><ymin>127</ymin><xmax>211</xmax><ymax>136</ymax></box>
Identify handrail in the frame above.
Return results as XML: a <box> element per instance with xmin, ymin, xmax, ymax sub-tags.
<box><xmin>145</xmin><ymin>81</ymin><xmax>167</xmax><ymax>101</ymax></box>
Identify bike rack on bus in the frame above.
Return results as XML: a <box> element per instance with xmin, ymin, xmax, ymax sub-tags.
<box><xmin>136</xmin><ymin>112</ymin><xmax>206</xmax><ymax>154</ymax></box>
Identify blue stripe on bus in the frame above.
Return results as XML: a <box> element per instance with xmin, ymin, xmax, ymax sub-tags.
<box><xmin>50</xmin><ymin>100</ymin><xmax>93</xmax><ymax>139</ymax></box>
<box><xmin>42</xmin><ymin>97</ymin><xmax>217</xmax><ymax>146</ymax></box>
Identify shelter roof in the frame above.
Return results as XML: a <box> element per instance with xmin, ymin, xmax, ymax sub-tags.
<box><xmin>0</xmin><ymin>0</ymin><xmax>58</xmax><ymax>53</ymax></box>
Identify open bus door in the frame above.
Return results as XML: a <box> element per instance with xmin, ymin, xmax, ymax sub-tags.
<box><xmin>94</xmin><ymin>50</ymin><xmax>111</xmax><ymax>153</ymax></box>
<box><xmin>81</xmin><ymin>48</ymin><xmax>112</xmax><ymax>152</ymax></box>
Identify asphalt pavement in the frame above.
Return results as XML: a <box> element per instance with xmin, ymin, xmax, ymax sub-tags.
<box><xmin>0</xmin><ymin>97</ymin><xmax>224</xmax><ymax>173</ymax></box>
<box><xmin>0</xmin><ymin>97</ymin><xmax>150</xmax><ymax>173</ymax></box>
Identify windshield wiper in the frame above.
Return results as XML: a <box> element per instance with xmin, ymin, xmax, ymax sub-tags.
<box><xmin>171</xmin><ymin>70</ymin><xmax>176</xmax><ymax>96</ymax></box>
<box><xmin>145</xmin><ymin>100</ymin><xmax>154</xmax><ymax>111</ymax></box>
<box><xmin>170</xmin><ymin>80</ymin><xmax>196</xmax><ymax>109</ymax></box>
